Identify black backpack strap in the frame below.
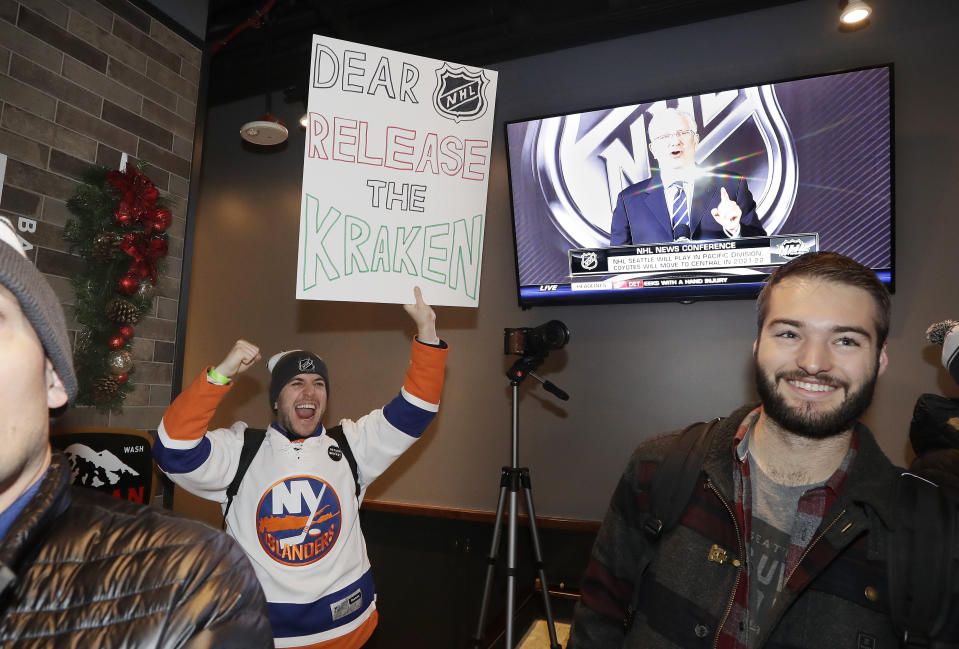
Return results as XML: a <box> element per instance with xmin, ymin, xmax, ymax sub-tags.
<box><xmin>646</xmin><ymin>419</ymin><xmax>717</xmax><ymax>541</ymax></box>
<box><xmin>887</xmin><ymin>472</ymin><xmax>957</xmax><ymax>648</ymax></box>
<box><xmin>223</xmin><ymin>426</ymin><xmax>267</xmax><ymax>524</ymax></box>
<box><xmin>624</xmin><ymin>419</ymin><xmax>717</xmax><ymax>633</ymax></box>
<box><xmin>326</xmin><ymin>424</ymin><xmax>361</xmax><ymax>499</ymax></box>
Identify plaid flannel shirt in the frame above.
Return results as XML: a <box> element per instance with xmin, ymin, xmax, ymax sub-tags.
<box><xmin>716</xmin><ymin>407</ymin><xmax>859</xmax><ymax>649</ymax></box>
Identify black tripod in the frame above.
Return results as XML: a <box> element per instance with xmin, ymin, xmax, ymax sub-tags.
<box><xmin>472</xmin><ymin>355</ymin><xmax>567</xmax><ymax>649</ymax></box>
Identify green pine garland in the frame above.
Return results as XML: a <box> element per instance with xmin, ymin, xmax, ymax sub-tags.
<box><xmin>63</xmin><ymin>164</ymin><xmax>167</xmax><ymax>411</ymax></box>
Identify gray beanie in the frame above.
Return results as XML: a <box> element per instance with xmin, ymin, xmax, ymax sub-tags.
<box><xmin>0</xmin><ymin>218</ymin><xmax>78</xmax><ymax>403</ymax></box>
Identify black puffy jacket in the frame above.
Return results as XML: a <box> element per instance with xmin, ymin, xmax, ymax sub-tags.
<box><xmin>909</xmin><ymin>393</ymin><xmax>959</xmax><ymax>499</ymax></box>
<box><xmin>0</xmin><ymin>453</ymin><xmax>272</xmax><ymax>648</ymax></box>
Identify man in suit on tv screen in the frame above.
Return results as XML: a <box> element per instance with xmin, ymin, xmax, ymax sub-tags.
<box><xmin>609</xmin><ymin>108</ymin><xmax>767</xmax><ymax>245</ymax></box>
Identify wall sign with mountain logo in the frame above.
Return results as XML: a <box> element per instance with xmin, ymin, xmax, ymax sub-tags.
<box><xmin>51</xmin><ymin>428</ymin><xmax>156</xmax><ymax>504</ymax></box>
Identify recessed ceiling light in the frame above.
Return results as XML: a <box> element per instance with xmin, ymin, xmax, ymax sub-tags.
<box><xmin>840</xmin><ymin>0</ymin><xmax>872</xmax><ymax>25</ymax></box>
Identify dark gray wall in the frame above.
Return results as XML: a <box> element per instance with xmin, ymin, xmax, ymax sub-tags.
<box><xmin>185</xmin><ymin>0</ymin><xmax>959</xmax><ymax>521</ymax></box>
<box><xmin>146</xmin><ymin>0</ymin><xmax>207</xmax><ymax>41</ymax></box>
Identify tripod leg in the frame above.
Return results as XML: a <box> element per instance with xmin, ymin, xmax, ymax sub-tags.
<box><xmin>506</xmin><ymin>469</ymin><xmax>518</xmax><ymax>649</ymax></box>
<box><xmin>520</xmin><ymin>470</ymin><xmax>563</xmax><ymax>649</ymax></box>
<box><xmin>472</xmin><ymin>469</ymin><xmax>510</xmax><ymax>648</ymax></box>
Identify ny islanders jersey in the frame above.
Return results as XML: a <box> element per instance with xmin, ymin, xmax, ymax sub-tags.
<box><xmin>155</xmin><ymin>340</ymin><xmax>448</xmax><ymax>648</ymax></box>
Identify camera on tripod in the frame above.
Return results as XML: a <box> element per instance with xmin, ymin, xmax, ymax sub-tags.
<box><xmin>477</xmin><ymin>320</ymin><xmax>571</xmax><ymax>649</ymax></box>
<box><xmin>504</xmin><ymin>320</ymin><xmax>570</xmax><ymax>358</ymax></box>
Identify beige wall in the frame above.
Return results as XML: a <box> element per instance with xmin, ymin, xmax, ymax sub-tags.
<box><xmin>0</xmin><ymin>0</ymin><xmax>201</xmax><ymax>430</ymax></box>
<box><xmin>186</xmin><ymin>0</ymin><xmax>959</xmax><ymax>521</ymax></box>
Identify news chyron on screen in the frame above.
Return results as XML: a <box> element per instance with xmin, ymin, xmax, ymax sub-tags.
<box><xmin>564</xmin><ymin>233</ymin><xmax>818</xmax><ymax>293</ymax></box>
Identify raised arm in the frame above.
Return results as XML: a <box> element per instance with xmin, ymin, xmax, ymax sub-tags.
<box><xmin>154</xmin><ymin>339</ymin><xmax>263</xmax><ymax>495</ymax></box>
<box><xmin>343</xmin><ymin>288</ymin><xmax>449</xmax><ymax>486</ymax></box>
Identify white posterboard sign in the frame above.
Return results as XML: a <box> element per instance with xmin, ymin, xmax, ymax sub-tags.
<box><xmin>296</xmin><ymin>35</ymin><xmax>498</xmax><ymax>307</ymax></box>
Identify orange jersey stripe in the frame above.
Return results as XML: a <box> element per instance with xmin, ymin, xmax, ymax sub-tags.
<box><xmin>285</xmin><ymin>610</ymin><xmax>378</xmax><ymax>649</ymax></box>
<box><xmin>403</xmin><ymin>340</ymin><xmax>448</xmax><ymax>405</ymax></box>
<box><xmin>161</xmin><ymin>367</ymin><xmax>231</xmax><ymax>441</ymax></box>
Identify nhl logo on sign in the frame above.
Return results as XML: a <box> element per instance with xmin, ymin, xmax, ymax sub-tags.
<box><xmin>581</xmin><ymin>252</ymin><xmax>599</xmax><ymax>271</ymax></box>
<box><xmin>433</xmin><ymin>62</ymin><xmax>490</xmax><ymax>123</ymax></box>
<box><xmin>298</xmin><ymin>358</ymin><xmax>315</xmax><ymax>372</ymax></box>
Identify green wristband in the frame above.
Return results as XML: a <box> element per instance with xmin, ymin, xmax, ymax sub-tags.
<box><xmin>208</xmin><ymin>367</ymin><xmax>231</xmax><ymax>385</ymax></box>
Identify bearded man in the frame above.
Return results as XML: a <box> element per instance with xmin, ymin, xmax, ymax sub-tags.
<box><xmin>568</xmin><ymin>252</ymin><xmax>919</xmax><ymax>649</ymax></box>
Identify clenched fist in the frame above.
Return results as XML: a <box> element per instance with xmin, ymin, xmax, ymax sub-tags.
<box><xmin>214</xmin><ymin>339</ymin><xmax>261</xmax><ymax>380</ymax></box>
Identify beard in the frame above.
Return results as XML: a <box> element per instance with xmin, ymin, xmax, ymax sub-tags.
<box><xmin>754</xmin><ymin>357</ymin><xmax>879</xmax><ymax>440</ymax></box>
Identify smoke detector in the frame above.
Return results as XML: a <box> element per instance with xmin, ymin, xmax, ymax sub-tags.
<box><xmin>240</xmin><ymin>113</ymin><xmax>288</xmax><ymax>145</ymax></box>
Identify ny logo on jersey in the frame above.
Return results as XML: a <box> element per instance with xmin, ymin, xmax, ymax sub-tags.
<box><xmin>256</xmin><ymin>476</ymin><xmax>341</xmax><ymax>565</ymax></box>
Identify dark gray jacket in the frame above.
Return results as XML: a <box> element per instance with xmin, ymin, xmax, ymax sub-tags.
<box><xmin>0</xmin><ymin>453</ymin><xmax>272</xmax><ymax>648</ymax></box>
<box><xmin>569</xmin><ymin>404</ymin><xmax>929</xmax><ymax>649</ymax></box>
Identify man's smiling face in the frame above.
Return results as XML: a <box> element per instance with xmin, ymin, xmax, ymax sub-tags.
<box><xmin>753</xmin><ymin>276</ymin><xmax>887</xmax><ymax>439</ymax></box>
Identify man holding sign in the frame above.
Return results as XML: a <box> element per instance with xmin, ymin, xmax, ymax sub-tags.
<box><xmin>610</xmin><ymin>108</ymin><xmax>767</xmax><ymax>245</ymax></box>
<box><xmin>154</xmin><ymin>287</ymin><xmax>448</xmax><ymax>648</ymax></box>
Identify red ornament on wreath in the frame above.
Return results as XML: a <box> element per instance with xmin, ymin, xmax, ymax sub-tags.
<box><xmin>117</xmin><ymin>273</ymin><xmax>140</xmax><ymax>295</ymax></box>
<box><xmin>114</xmin><ymin>202</ymin><xmax>134</xmax><ymax>227</ymax></box>
<box><xmin>119</xmin><ymin>325</ymin><xmax>135</xmax><ymax>340</ymax></box>
<box><xmin>108</xmin><ymin>334</ymin><xmax>125</xmax><ymax>350</ymax></box>
<box><xmin>151</xmin><ymin>207</ymin><xmax>172</xmax><ymax>234</ymax></box>
<box><xmin>133</xmin><ymin>202</ymin><xmax>149</xmax><ymax>222</ymax></box>
<box><xmin>116</xmin><ymin>373</ymin><xmax>130</xmax><ymax>385</ymax></box>
<box><xmin>148</xmin><ymin>236</ymin><xmax>168</xmax><ymax>258</ymax></box>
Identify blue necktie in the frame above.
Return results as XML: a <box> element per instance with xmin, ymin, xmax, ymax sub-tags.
<box><xmin>671</xmin><ymin>182</ymin><xmax>690</xmax><ymax>239</ymax></box>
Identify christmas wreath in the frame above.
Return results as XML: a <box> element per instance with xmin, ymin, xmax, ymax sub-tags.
<box><xmin>64</xmin><ymin>162</ymin><xmax>171</xmax><ymax>410</ymax></box>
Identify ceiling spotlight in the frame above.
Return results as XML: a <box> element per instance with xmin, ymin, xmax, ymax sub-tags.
<box><xmin>299</xmin><ymin>113</ymin><xmax>309</xmax><ymax>129</ymax></box>
<box><xmin>840</xmin><ymin>0</ymin><xmax>871</xmax><ymax>25</ymax></box>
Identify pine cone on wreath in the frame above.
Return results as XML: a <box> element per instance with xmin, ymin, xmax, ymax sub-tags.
<box><xmin>105</xmin><ymin>297</ymin><xmax>141</xmax><ymax>324</ymax></box>
<box><xmin>93</xmin><ymin>375</ymin><xmax>120</xmax><ymax>402</ymax></box>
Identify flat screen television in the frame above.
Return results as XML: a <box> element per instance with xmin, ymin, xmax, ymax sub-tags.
<box><xmin>504</xmin><ymin>64</ymin><xmax>894</xmax><ymax>307</ymax></box>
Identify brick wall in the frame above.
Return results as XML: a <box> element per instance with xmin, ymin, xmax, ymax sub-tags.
<box><xmin>0</xmin><ymin>0</ymin><xmax>201</xmax><ymax>430</ymax></box>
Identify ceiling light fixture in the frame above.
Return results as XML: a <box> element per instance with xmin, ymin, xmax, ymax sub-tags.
<box><xmin>240</xmin><ymin>84</ymin><xmax>288</xmax><ymax>145</ymax></box>
<box><xmin>299</xmin><ymin>113</ymin><xmax>309</xmax><ymax>129</ymax></box>
<box><xmin>839</xmin><ymin>0</ymin><xmax>871</xmax><ymax>26</ymax></box>
<box><xmin>240</xmin><ymin>30</ymin><xmax>288</xmax><ymax>146</ymax></box>
<box><xmin>240</xmin><ymin>112</ymin><xmax>288</xmax><ymax>145</ymax></box>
